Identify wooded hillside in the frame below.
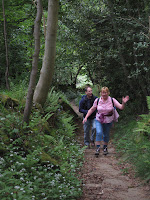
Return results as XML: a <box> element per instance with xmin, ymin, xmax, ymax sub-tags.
<box><xmin>0</xmin><ymin>1</ymin><xmax>150</xmax><ymax>199</ymax></box>
<box><xmin>0</xmin><ymin>0</ymin><xmax>150</xmax><ymax>114</ymax></box>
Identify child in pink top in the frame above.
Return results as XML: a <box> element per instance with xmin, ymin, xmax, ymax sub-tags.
<box><xmin>83</xmin><ymin>87</ymin><xmax>129</xmax><ymax>156</ymax></box>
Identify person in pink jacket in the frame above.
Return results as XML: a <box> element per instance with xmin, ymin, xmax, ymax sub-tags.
<box><xmin>83</xmin><ymin>86</ymin><xmax>129</xmax><ymax>156</ymax></box>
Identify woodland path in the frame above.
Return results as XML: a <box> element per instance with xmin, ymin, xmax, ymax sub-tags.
<box><xmin>70</xmin><ymin>101</ymin><xmax>150</xmax><ymax>200</ymax></box>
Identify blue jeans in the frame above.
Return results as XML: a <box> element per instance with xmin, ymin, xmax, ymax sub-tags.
<box><xmin>83</xmin><ymin>118</ymin><xmax>96</xmax><ymax>145</ymax></box>
<box><xmin>95</xmin><ymin>120</ymin><xmax>112</xmax><ymax>143</ymax></box>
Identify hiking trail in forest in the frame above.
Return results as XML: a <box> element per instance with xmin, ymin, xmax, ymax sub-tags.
<box><xmin>70</xmin><ymin>101</ymin><xmax>150</xmax><ymax>200</ymax></box>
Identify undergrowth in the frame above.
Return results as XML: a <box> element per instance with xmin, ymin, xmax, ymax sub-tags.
<box><xmin>0</xmin><ymin>85</ymin><xmax>84</xmax><ymax>200</ymax></box>
<box><xmin>113</xmin><ymin>96</ymin><xmax>150</xmax><ymax>182</ymax></box>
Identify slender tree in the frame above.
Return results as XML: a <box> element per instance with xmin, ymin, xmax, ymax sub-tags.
<box><xmin>33</xmin><ymin>0</ymin><xmax>59</xmax><ymax>106</ymax></box>
<box><xmin>2</xmin><ymin>0</ymin><xmax>9</xmax><ymax>90</ymax></box>
<box><xmin>23</xmin><ymin>0</ymin><xmax>42</xmax><ymax>124</ymax></box>
<box><xmin>149</xmin><ymin>16</ymin><xmax>150</xmax><ymax>39</ymax></box>
<box><xmin>73</xmin><ymin>65</ymin><xmax>83</xmax><ymax>87</ymax></box>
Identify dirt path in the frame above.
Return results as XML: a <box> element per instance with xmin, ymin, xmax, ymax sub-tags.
<box><xmin>70</xmin><ymin>101</ymin><xmax>150</xmax><ymax>200</ymax></box>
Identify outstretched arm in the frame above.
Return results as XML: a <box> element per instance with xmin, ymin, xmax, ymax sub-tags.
<box><xmin>114</xmin><ymin>96</ymin><xmax>129</xmax><ymax>110</ymax></box>
<box><xmin>83</xmin><ymin>106</ymin><xmax>96</xmax><ymax>124</ymax></box>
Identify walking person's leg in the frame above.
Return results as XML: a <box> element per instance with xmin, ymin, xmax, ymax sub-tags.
<box><xmin>103</xmin><ymin>123</ymin><xmax>112</xmax><ymax>155</ymax></box>
<box><xmin>90</xmin><ymin>118</ymin><xmax>96</xmax><ymax>146</ymax></box>
<box><xmin>95</xmin><ymin>120</ymin><xmax>103</xmax><ymax>155</ymax></box>
<box><xmin>83</xmin><ymin>118</ymin><xmax>91</xmax><ymax>147</ymax></box>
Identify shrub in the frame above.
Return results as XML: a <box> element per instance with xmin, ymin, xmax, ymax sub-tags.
<box><xmin>113</xmin><ymin>97</ymin><xmax>150</xmax><ymax>181</ymax></box>
<box><xmin>0</xmin><ymin>87</ymin><xmax>84</xmax><ymax>199</ymax></box>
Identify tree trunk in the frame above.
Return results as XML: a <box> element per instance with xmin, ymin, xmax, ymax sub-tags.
<box><xmin>87</xmin><ymin>69</ymin><xmax>94</xmax><ymax>85</ymax></box>
<box><xmin>23</xmin><ymin>0</ymin><xmax>42</xmax><ymax>124</ymax></box>
<box><xmin>73</xmin><ymin>65</ymin><xmax>83</xmax><ymax>87</ymax></box>
<box><xmin>33</xmin><ymin>0</ymin><xmax>59</xmax><ymax>106</ymax></box>
<box><xmin>125</xmin><ymin>0</ymin><xmax>131</xmax><ymax>16</ymax></box>
<box><xmin>42</xmin><ymin>7</ymin><xmax>46</xmax><ymax>38</ymax></box>
<box><xmin>149</xmin><ymin>16</ymin><xmax>150</xmax><ymax>39</ymax></box>
<box><xmin>2</xmin><ymin>0</ymin><xmax>9</xmax><ymax>90</ymax></box>
<box><xmin>133</xmin><ymin>47</ymin><xmax>148</xmax><ymax>97</ymax></box>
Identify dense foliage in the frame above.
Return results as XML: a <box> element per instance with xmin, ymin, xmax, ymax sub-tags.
<box><xmin>57</xmin><ymin>0</ymin><xmax>150</xmax><ymax>113</ymax></box>
<box><xmin>1</xmin><ymin>0</ymin><xmax>150</xmax><ymax>113</ymax></box>
<box><xmin>0</xmin><ymin>0</ymin><xmax>35</xmax><ymax>87</ymax></box>
<box><xmin>0</xmin><ymin>1</ymin><xmax>150</xmax><ymax>196</ymax></box>
<box><xmin>0</xmin><ymin>85</ymin><xmax>84</xmax><ymax>200</ymax></box>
